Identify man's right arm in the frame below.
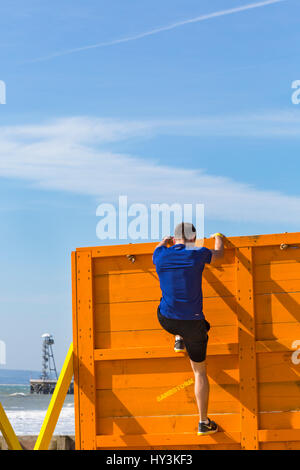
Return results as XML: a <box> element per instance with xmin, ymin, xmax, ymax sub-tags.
<box><xmin>210</xmin><ymin>233</ymin><xmax>225</xmax><ymax>263</ymax></box>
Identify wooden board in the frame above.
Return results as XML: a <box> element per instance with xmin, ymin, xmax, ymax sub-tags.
<box><xmin>72</xmin><ymin>232</ymin><xmax>300</xmax><ymax>450</ymax></box>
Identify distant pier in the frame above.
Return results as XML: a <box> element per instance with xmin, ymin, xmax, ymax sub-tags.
<box><xmin>30</xmin><ymin>379</ymin><xmax>74</xmax><ymax>395</ymax></box>
<box><xmin>30</xmin><ymin>333</ymin><xmax>74</xmax><ymax>394</ymax></box>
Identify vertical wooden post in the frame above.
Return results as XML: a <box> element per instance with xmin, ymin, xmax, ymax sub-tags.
<box><xmin>72</xmin><ymin>251</ymin><xmax>81</xmax><ymax>450</ymax></box>
<box><xmin>75</xmin><ymin>251</ymin><xmax>97</xmax><ymax>450</ymax></box>
<box><xmin>236</xmin><ymin>247</ymin><xmax>259</xmax><ymax>450</ymax></box>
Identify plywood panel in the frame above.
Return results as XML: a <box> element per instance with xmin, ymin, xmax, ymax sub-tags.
<box><xmin>255</xmin><ymin>279</ymin><xmax>300</xmax><ymax>295</ymax></box>
<box><xmin>257</xmin><ymin>352</ymin><xmax>300</xmax><ymax>383</ymax></box>
<box><xmin>255</xmin><ymin>292</ymin><xmax>300</xmax><ymax>324</ymax></box>
<box><xmin>94</xmin><ymin>325</ymin><xmax>238</xmax><ymax>350</ymax></box>
<box><xmin>73</xmin><ymin>232</ymin><xmax>300</xmax><ymax>450</ymax></box>
<box><xmin>96</xmin><ymin>384</ymin><xmax>240</xmax><ymax>418</ymax></box>
<box><xmin>94</xmin><ymin>273</ymin><xmax>236</xmax><ymax>304</ymax></box>
<box><xmin>256</xmin><ymin>322</ymin><xmax>300</xmax><ymax>341</ymax></box>
<box><xmin>92</xmin><ymin>250</ymin><xmax>236</xmax><ymax>276</ymax></box>
<box><xmin>94</xmin><ymin>296</ymin><xmax>237</xmax><ymax>333</ymax></box>
<box><xmin>95</xmin><ymin>355</ymin><xmax>239</xmax><ymax>390</ymax></box>
<box><xmin>96</xmin><ymin>413</ymin><xmax>240</xmax><ymax>436</ymax></box>
<box><xmin>254</xmin><ymin>246</ymin><xmax>300</xmax><ymax>265</ymax></box>
<box><xmin>258</xmin><ymin>382</ymin><xmax>300</xmax><ymax>412</ymax></box>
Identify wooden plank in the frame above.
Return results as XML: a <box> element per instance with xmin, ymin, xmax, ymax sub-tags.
<box><xmin>76</xmin><ymin>251</ymin><xmax>97</xmax><ymax>450</ymax></box>
<box><xmin>92</xmin><ymin>251</ymin><xmax>235</xmax><ymax>276</ymax></box>
<box><xmin>258</xmin><ymin>382</ymin><xmax>300</xmax><ymax>411</ymax></box>
<box><xmin>94</xmin><ymin>343</ymin><xmax>239</xmax><ymax>361</ymax></box>
<box><xmin>93</xmin><ymin>339</ymin><xmax>295</xmax><ymax>361</ymax></box>
<box><xmin>94</xmin><ymin>296</ymin><xmax>237</xmax><ymax>332</ymax></box>
<box><xmin>256</xmin><ymin>322</ymin><xmax>300</xmax><ymax>341</ymax></box>
<box><xmin>96</xmin><ymin>385</ymin><xmax>240</xmax><ymax>418</ymax></box>
<box><xmin>96</xmin><ymin>413</ymin><xmax>240</xmax><ymax>435</ymax></box>
<box><xmin>254</xmin><ymin>245</ymin><xmax>300</xmax><ymax>265</ymax></box>
<box><xmin>93</xmin><ymin>274</ymin><xmax>236</xmax><ymax>304</ymax></box>
<box><xmin>260</xmin><ymin>441</ymin><xmax>300</xmax><ymax>450</ymax></box>
<box><xmin>254</xmin><ymin>279</ymin><xmax>300</xmax><ymax>295</ymax></box>
<box><xmin>260</xmin><ymin>411</ymin><xmax>300</xmax><ymax>429</ymax></box>
<box><xmin>96</xmin><ymin>431</ymin><xmax>241</xmax><ymax>448</ymax></box>
<box><xmin>93</xmin><ymin>265</ymin><xmax>236</xmax><ymax>281</ymax></box>
<box><xmin>255</xmin><ymin>292</ymin><xmax>300</xmax><ymax>325</ymax></box>
<box><xmin>236</xmin><ymin>247</ymin><xmax>259</xmax><ymax>450</ymax></box>
<box><xmin>256</xmin><ymin>339</ymin><xmax>298</xmax><ymax>352</ymax></box>
<box><xmin>257</xmin><ymin>351</ymin><xmax>300</xmax><ymax>383</ymax></box>
<box><xmin>255</xmin><ymin>263</ymin><xmax>300</xmax><ymax>282</ymax></box>
<box><xmin>259</xmin><ymin>429</ymin><xmax>300</xmax><ymax>442</ymax></box>
<box><xmin>71</xmin><ymin>251</ymin><xmax>81</xmax><ymax>451</ymax></box>
<box><xmin>95</xmin><ymin>355</ymin><xmax>239</xmax><ymax>390</ymax></box>
<box><xmin>100</xmin><ymin>444</ymin><xmax>242</xmax><ymax>450</ymax></box>
<box><xmin>94</xmin><ymin>325</ymin><xmax>238</xmax><ymax>350</ymax></box>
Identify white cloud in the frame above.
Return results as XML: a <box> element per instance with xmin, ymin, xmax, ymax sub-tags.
<box><xmin>30</xmin><ymin>0</ymin><xmax>285</xmax><ymax>62</ymax></box>
<box><xmin>0</xmin><ymin>112</ymin><xmax>300</xmax><ymax>224</ymax></box>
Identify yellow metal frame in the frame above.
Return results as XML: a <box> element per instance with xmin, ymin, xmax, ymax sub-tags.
<box><xmin>0</xmin><ymin>344</ymin><xmax>73</xmax><ymax>451</ymax></box>
<box><xmin>34</xmin><ymin>343</ymin><xmax>74</xmax><ymax>450</ymax></box>
<box><xmin>0</xmin><ymin>402</ymin><xmax>22</xmax><ymax>450</ymax></box>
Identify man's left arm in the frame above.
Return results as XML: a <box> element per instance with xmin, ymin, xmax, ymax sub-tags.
<box><xmin>210</xmin><ymin>233</ymin><xmax>225</xmax><ymax>263</ymax></box>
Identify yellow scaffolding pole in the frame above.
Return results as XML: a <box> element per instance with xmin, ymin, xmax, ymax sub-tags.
<box><xmin>0</xmin><ymin>402</ymin><xmax>22</xmax><ymax>450</ymax></box>
<box><xmin>34</xmin><ymin>343</ymin><xmax>74</xmax><ymax>450</ymax></box>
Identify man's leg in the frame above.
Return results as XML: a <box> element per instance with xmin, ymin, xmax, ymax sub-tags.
<box><xmin>189</xmin><ymin>359</ymin><xmax>209</xmax><ymax>422</ymax></box>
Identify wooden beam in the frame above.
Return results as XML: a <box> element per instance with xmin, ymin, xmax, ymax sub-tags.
<box><xmin>236</xmin><ymin>247</ymin><xmax>259</xmax><ymax>450</ymax></box>
<box><xmin>76</xmin><ymin>251</ymin><xmax>97</xmax><ymax>450</ymax></box>
<box><xmin>96</xmin><ymin>431</ymin><xmax>241</xmax><ymax>448</ymax></box>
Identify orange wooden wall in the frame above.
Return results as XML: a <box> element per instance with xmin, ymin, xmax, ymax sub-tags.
<box><xmin>72</xmin><ymin>232</ymin><xmax>300</xmax><ymax>450</ymax></box>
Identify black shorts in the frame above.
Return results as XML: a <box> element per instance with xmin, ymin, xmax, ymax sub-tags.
<box><xmin>157</xmin><ymin>307</ymin><xmax>209</xmax><ymax>363</ymax></box>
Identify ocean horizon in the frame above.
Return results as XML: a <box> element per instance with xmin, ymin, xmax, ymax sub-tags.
<box><xmin>0</xmin><ymin>370</ymin><xmax>75</xmax><ymax>435</ymax></box>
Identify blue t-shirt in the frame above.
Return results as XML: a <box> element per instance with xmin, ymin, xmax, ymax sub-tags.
<box><xmin>153</xmin><ymin>244</ymin><xmax>212</xmax><ymax>320</ymax></box>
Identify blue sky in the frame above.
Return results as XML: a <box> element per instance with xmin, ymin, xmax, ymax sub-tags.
<box><xmin>0</xmin><ymin>0</ymin><xmax>299</xmax><ymax>369</ymax></box>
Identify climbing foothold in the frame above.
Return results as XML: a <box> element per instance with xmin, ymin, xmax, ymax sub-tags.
<box><xmin>280</xmin><ymin>243</ymin><xmax>289</xmax><ymax>250</ymax></box>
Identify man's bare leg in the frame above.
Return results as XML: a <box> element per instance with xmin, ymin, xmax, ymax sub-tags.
<box><xmin>189</xmin><ymin>359</ymin><xmax>209</xmax><ymax>422</ymax></box>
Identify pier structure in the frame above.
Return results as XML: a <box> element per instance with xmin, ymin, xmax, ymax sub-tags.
<box><xmin>30</xmin><ymin>333</ymin><xmax>73</xmax><ymax>395</ymax></box>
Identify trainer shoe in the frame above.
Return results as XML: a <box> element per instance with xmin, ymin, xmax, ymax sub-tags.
<box><xmin>197</xmin><ymin>418</ymin><xmax>218</xmax><ymax>436</ymax></box>
<box><xmin>174</xmin><ymin>337</ymin><xmax>185</xmax><ymax>352</ymax></box>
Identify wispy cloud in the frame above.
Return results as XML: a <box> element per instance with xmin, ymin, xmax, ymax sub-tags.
<box><xmin>0</xmin><ymin>112</ymin><xmax>300</xmax><ymax>225</ymax></box>
<box><xmin>30</xmin><ymin>0</ymin><xmax>285</xmax><ymax>62</ymax></box>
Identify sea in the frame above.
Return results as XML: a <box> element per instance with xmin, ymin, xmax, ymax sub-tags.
<box><xmin>0</xmin><ymin>370</ymin><xmax>75</xmax><ymax>436</ymax></box>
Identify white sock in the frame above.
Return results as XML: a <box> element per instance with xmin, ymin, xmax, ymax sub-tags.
<box><xmin>200</xmin><ymin>418</ymin><xmax>209</xmax><ymax>424</ymax></box>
